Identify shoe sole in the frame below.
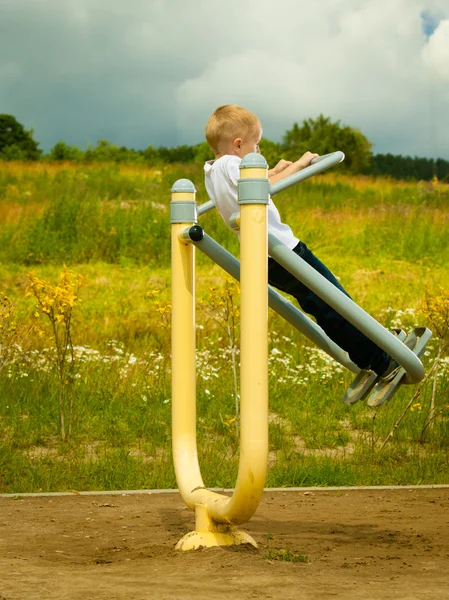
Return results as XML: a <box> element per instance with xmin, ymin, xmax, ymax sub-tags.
<box><xmin>341</xmin><ymin>329</ymin><xmax>406</xmax><ymax>406</ymax></box>
<box><xmin>367</xmin><ymin>327</ymin><xmax>432</xmax><ymax>407</ymax></box>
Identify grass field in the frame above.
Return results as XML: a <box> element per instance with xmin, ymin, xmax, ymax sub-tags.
<box><xmin>0</xmin><ymin>161</ymin><xmax>448</xmax><ymax>493</ymax></box>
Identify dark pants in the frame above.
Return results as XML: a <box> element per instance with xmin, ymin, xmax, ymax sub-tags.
<box><xmin>268</xmin><ymin>241</ymin><xmax>391</xmax><ymax>375</ymax></box>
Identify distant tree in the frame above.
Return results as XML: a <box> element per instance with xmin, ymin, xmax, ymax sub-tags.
<box><xmin>84</xmin><ymin>140</ymin><xmax>120</xmax><ymax>162</ymax></box>
<box><xmin>258</xmin><ymin>138</ymin><xmax>283</xmax><ymax>169</ymax></box>
<box><xmin>368</xmin><ymin>153</ymin><xmax>449</xmax><ymax>181</ymax></box>
<box><xmin>83</xmin><ymin>140</ymin><xmax>143</xmax><ymax>164</ymax></box>
<box><xmin>281</xmin><ymin>115</ymin><xmax>372</xmax><ymax>174</ymax></box>
<box><xmin>436</xmin><ymin>158</ymin><xmax>449</xmax><ymax>182</ymax></box>
<box><xmin>0</xmin><ymin>114</ymin><xmax>42</xmax><ymax>160</ymax></box>
<box><xmin>156</xmin><ymin>144</ymin><xmax>196</xmax><ymax>163</ymax></box>
<box><xmin>48</xmin><ymin>141</ymin><xmax>85</xmax><ymax>162</ymax></box>
<box><xmin>141</xmin><ymin>145</ymin><xmax>158</xmax><ymax>163</ymax></box>
<box><xmin>193</xmin><ymin>141</ymin><xmax>214</xmax><ymax>164</ymax></box>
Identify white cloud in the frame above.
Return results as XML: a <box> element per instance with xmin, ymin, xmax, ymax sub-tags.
<box><xmin>422</xmin><ymin>19</ymin><xmax>449</xmax><ymax>81</ymax></box>
<box><xmin>176</xmin><ymin>0</ymin><xmax>449</xmax><ymax>158</ymax></box>
<box><xmin>0</xmin><ymin>0</ymin><xmax>448</xmax><ymax>158</ymax></box>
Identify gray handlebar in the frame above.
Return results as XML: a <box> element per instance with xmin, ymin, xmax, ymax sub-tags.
<box><xmin>197</xmin><ymin>151</ymin><xmax>345</xmax><ymax>215</ymax></box>
<box><xmin>197</xmin><ymin>200</ymin><xmax>215</xmax><ymax>216</ymax></box>
<box><xmin>269</xmin><ymin>151</ymin><xmax>345</xmax><ymax>196</ymax></box>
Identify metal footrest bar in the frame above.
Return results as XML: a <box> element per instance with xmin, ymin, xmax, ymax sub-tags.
<box><xmin>341</xmin><ymin>329</ymin><xmax>407</xmax><ymax>406</ymax></box>
<box><xmin>341</xmin><ymin>370</ymin><xmax>378</xmax><ymax>406</ymax></box>
<box><xmin>367</xmin><ymin>327</ymin><xmax>432</xmax><ymax>408</ymax></box>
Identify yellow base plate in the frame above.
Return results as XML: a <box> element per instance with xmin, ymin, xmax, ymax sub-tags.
<box><xmin>175</xmin><ymin>529</ymin><xmax>257</xmax><ymax>551</ymax></box>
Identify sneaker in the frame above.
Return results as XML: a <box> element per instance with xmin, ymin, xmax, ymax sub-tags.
<box><xmin>380</xmin><ymin>359</ymin><xmax>401</xmax><ymax>382</ymax></box>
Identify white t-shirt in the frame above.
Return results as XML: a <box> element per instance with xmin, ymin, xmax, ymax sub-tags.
<box><xmin>204</xmin><ymin>155</ymin><xmax>299</xmax><ymax>250</ymax></box>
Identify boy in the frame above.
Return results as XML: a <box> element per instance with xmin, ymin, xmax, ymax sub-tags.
<box><xmin>204</xmin><ymin>104</ymin><xmax>398</xmax><ymax>380</ymax></box>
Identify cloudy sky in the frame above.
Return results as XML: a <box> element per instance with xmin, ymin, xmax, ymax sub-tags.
<box><xmin>1</xmin><ymin>0</ymin><xmax>448</xmax><ymax>158</ymax></box>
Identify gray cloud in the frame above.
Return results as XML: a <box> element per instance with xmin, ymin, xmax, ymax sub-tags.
<box><xmin>1</xmin><ymin>0</ymin><xmax>448</xmax><ymax>158</ymax></box>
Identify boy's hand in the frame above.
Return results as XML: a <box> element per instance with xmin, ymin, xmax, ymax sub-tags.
<box><xmin>268</xmin><ymin>159</ymin><xmax>293</xmax><ymax>177</ymax></box>
<box><xmin>268</xmin><ymin>151</ymin><xmax>320</xmax><ymax>189</ymax></box>
<box><xmin>294</xmin><ymin>151</ymin><xmax>319</xmax><ymax>170</ymax></box>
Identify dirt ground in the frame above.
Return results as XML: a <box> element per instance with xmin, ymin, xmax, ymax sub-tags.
<box><xmin>0</xmin><ymin>488</ymin><xmax>448</xmax><ymax>600</ymax></box>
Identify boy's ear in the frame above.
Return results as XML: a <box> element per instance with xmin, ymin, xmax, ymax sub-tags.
<box><xmin>232</xmin><ymin>137</ymin><xmax>242</xmax><ymax>153</ymax></box>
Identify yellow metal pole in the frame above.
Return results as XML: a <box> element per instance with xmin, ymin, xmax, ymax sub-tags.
<box><xmin>171</xmin><ymin>154</ymin><xmax>270</xmax><ymax>550</ymax></box>
<box><xmin>227</xmin><ymin>158</ymin><xmax>269</xmax><ymax>522</ymax></box>
<box><xmin>170</xmin><ymin>181</ymin><xmax>204</xmax><ymax>506</ymax></box>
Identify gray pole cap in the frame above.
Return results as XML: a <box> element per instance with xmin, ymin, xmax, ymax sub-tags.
<box><xmin>240</xmin><ymin>153</ymin><xmax>268</xmax><ymax>169</ymax></box>
<box><xmin>171</xmin><ymin>179</ymin><xmax>197</xmax><ymax>193</ymax></box>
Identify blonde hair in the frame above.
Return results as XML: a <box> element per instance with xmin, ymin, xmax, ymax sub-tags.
<box><xmin>205</xmin><ymin>105</ymin><xmax>261</xmax><ymax>155</ymax></box>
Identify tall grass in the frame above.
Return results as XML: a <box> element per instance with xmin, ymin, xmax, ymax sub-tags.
<box><xmin>0</xmin><ymin>161</ymin><xmax>448</xmax><ymax>493</ymax></box>
<box><xmin>1</xmin><ymin>161</ymin><xmax>448</xmax><ymax>268</ymax></box>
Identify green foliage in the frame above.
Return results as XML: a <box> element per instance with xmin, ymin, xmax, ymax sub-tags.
<box><xmin>156</xmin><ymin>144</ymin><xmax>196</xmax><ymax>163</ymax></box>
<box><xmin>0</xmin><ymin>162</ymin><xmax>449</xmax><ymax>269</ymax></box>
<box><xmin>263</xmin><ymin>548</ymin><xmax>309</xmax><ymax>563</ymax></box>
<box><xmin>4</xmin><ymin>111</ymin><xmax>449</xmax><ymax>182</ymax></box>
<box><xmin>193</xmin><ymin>141</ymin><xmax>214</xmax><ymax>164</ymax></box>
<box><xmin>48</xmin><ymin>141</ymin><xmax>85</xmax><ymax>162</ymax></box>
<box><xmin>282</xmin><ymin>114</ymin><xmax>372</xmax><ymax>173</ymax></box>
<box><xmin>84</xmin><ymin>140</ymin><xmax>147</xmax><ymax>164</ymax></box>
<box><xmin>259</xmin><ymin>138</ymin><xmax>283</xmax><ymax>169</ymax></box>
<box><xmin>369</xmin><ymin>153</ymin><xmax>449</xmax><ymax>182</ymax></box>
<box><xmin>141</xmin><ymin>144</ymin><xmax>157</xmax><ymax>162</ymax></box>
<box><xmin>0</xmin><ymin>162</ymin><xmax>448</xmax><ymax>492</ymax></box>
<box><xmin>27</xmin><ymin>267</ymin><xmax>85</xmax><ymax>441</ymax></box>
<box><xmin>0</xmin><ymin>114</ymin><xmax>42</xmax><ymax>161</ymax></box>
<box><xmin>45</xmin><ymin>140</ymin><xmax>215</xmax><ymax>166</ymax></box>
<box><xmin>0</xmin><ymin>165</ymin><xmax>171</xmax><ymax>266</ymax></box>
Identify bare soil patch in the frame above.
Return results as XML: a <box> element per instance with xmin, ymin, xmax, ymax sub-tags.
<box><xmin>0</xmin><ymin>488</ymin><xmax>448</xmax><ymax>600</ymax></box>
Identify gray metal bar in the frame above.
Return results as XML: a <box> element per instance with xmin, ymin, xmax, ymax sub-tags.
<box><xmin>312</xmin><ymin>152</ymin><xmax>344</xmax><ymax>163</ymax></box>
<box><xmin>196</xmin><ymin>151</ymin><xmax>345</xmax><ymax>216</ymax></box>
<box><xmin>269</xmin><ymin>151</ymin><xmax>345</xmax><ymax>196</ymax></box>
<box><xmin>189</xmin><ymin>230</ymin><xmax>359</xmax><ymax>373</ymax></box>
<box><xmin>197</xmin><ymin>200</ymin><xmax>215</xmax><ymax>216</ymax></box>
<box><xmin>268</xmin><ymin>233</ymin><xmax>425</xmax><ymax>384</ymax></box>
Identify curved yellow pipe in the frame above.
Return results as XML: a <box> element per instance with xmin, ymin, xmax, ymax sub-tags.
<box><xmin>171</xmin><ymin>164</ymin><xmax>269</xmax><ymax>547</ymax></box>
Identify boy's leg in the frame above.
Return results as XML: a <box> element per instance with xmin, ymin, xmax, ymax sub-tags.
<box><xmin>268</xmin><ymin>242</ymin><xmax>391</xmax><ymax>375</ymax></box>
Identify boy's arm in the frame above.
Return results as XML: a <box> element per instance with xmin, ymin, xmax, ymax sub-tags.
<box><xmin>268</xmin><ymin>159</ymin><xmax>293</xmax><ymax>178</ymax></box>
<box><xmin>268</xmin><ymin>152</ymin><xmax>319</xmax><ymax>185</ymax></box>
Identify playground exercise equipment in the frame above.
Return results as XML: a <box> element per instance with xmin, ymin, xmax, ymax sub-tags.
<box><xmin>170</xmin><ymin>151</ymin><xmax>431</xmax><ymax>551</ymax></box>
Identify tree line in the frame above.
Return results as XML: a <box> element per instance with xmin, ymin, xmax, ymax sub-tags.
<box><xmin>1</xmin><ymin>113</ymin><xmax>448</xmax><ymax>182</ymax></box>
